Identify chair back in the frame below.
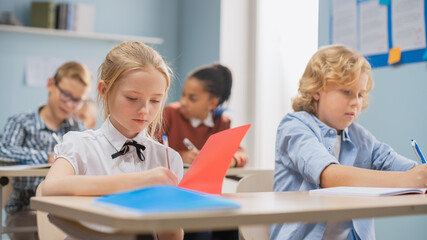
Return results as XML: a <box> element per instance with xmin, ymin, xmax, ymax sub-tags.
<box><xmin>236</xmin><ymin>171</ymin><xmax>274</xmax><ymax>240</ymax></box>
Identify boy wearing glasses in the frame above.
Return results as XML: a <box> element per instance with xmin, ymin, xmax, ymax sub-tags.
<box><xmin>0</xmin><ymin>61</ymin><xmax>91</xmax><ymax>240</ymax></box>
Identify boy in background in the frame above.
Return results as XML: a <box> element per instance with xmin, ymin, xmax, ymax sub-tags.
<box><xmin>0</xmin><ymin>61</ymin><xmax>91</xmax><ymax>240</ymax></box>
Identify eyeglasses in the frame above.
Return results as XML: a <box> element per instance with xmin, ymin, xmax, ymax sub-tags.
<box><xmin>55</xmin><ymin>82</ymin><xmax>85</xmax><ymax>108</ymax></box>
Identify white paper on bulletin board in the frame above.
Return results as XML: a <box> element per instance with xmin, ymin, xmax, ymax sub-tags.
<box><xmin>25</xmin><ymin>56</ymin><xmax>63</xmax><ymax>87</ymax></box>
<box><xmin>331</xmin><ymin>0</ymin><xmax>357</xmax><ymax>51</ymax></box>
<box><xmin>359</xmin><ymin>0</ymin><xmax>389</xmax><ymax>55</ymax></box>
<box><xmin>25</xmin><ymin>56</ymin><xmax>98</xmax><ymax>99</ymax></box>
<box><xmin>330</xmin><ymin>0</ymin><xmax>427</xmax><ymax>68</ymax></box>
<box><xmin>391</xmin><ymin>0</ymin><xmax>426</xmax><ymax>51</ymax></box>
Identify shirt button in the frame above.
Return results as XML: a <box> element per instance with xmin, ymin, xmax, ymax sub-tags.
<box><xmin>328</xmin><ymin>146</ymin><xmax>332</xmax><ymax>150</ymax></box>
<box><xmin>329</xmin><ymin>130</ymin><xmax>334</xmax><ymax>134</ymax></box>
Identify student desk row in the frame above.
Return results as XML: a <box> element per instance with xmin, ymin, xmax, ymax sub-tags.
<box><xmin>0</xmin><ymin>164</ymin><xmax>271</xmax><ymax>239</ymax></box>
<box><xmin>31</xmin><ymin>191</ymin><xmax>427</xmax><ymax>238</ymax></box>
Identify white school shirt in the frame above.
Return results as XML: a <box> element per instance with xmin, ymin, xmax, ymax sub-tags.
<box><xmin>54</xmin><ymin>118</ymin><xmax>183</xmax><ymax>181</ymax></box>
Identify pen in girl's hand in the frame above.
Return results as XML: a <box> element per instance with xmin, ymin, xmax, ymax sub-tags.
<box><xmin>162</xmin><ymin>135</ymin><xmax>171</xmax><ymax>169</ymax></box>
<box><xmin>411</xmin><ymin>139</ymin><xmax>426</xmax><ymax>164</ymax></box>
<box><xmin>183</xmin><ymin>138</ymin><xmax>199</xmax><ymax>151</ymax></box>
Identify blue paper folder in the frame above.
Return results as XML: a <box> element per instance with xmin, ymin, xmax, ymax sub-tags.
<box><xmin>94</xmin><ymin>185</ymin><xmax>240</xmax><ymax>214</ymax></box>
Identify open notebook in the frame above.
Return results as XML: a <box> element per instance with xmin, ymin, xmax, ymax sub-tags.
<box><xmin>94</xmin><ymin>185</ymin><xmax>240</xmax><ymax>214</ymax></box>
<box><xmin>309</xmin><ymin>186</ymin><xmax>427</xmax><ymax>197</ymax></box>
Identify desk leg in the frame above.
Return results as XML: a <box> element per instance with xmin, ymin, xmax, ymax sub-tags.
<box><xmin>0</xmin><ymin>183</ymin><xmax>3</xmax><ymax>240</ymax></box>
<box><xmin>0</xmin><ymin>176</ymin><xmax>9</xmax><ymax>240</ymax></box>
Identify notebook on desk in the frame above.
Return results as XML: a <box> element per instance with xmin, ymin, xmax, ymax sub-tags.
<box><xmin>94</xmin><ymin>185</ymin><xmax>240</xmax><ymax>214</ymax></box>
<box><xmin>309</xmin><ymin>186</ymin><xmax>427</xmax><ymax>197</ymax></box>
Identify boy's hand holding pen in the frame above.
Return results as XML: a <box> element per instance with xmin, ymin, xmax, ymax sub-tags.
<box><xmin>411</xmin><ymin>139</ymin><xmax>426</xmax><ymax>164</ymax></box>
<box><xmin>407</xmin><ymin>139</ymin><xmax>427</xmax><ymax>188</ymax></box>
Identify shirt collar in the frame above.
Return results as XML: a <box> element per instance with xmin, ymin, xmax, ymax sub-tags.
<box><xmin>36</xmin><ymin>105</ymin><xmax>75</xmax><ymax>131</ymax></box>
<box><xmin>189</xmin><ymin>111</ymin><xmax>214</xmax><ymax>128</ymax></box>
<box><xmin>341</xmin><ymin>127</ymin><xmax>350</xmax><ymax>141</ymax></box>
<box><xmin>102</xmin><ymin>116</ymin><xmax>148</xmax><ymax>152</ymax></box>
<box><xmin>310</xmin><ymin>113</ymin><xmax>350</xmax><ymax>140</ymax></box>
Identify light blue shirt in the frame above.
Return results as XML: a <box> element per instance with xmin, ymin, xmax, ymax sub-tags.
<box><xmin>270</xmin><ymin>111</ymin><xmax>416</xmax><ymax>240</ymax></box>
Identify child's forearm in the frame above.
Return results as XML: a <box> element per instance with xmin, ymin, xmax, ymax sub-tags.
<box><xmin>43</xmin><ymin>174</ymin><xmax>134</xmax><ymax>196</ymax></box>
<box><xmin>44</xmin><ymin>165</ymin><xmax>179</xmax><ymax>196</ymax></box>
<box><xmin>319</xmin><ymin>164</ymin><xmax>409</xmax><ymax>188</ymax></box>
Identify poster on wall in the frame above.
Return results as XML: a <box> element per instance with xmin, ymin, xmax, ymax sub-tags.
<box><xmin>330</xmin><ymin>0</ymin><xmax>427</xmax><ymax>68</ymax></box>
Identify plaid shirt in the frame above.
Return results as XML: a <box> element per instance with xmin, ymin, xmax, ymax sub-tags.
<box><xmin>0</xmin><ymin>106</ymin><xmax>85</xmax><ymax>212</ymax></box>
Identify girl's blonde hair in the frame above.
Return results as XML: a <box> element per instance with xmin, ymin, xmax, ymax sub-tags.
<box><xmin>97</xmin><ymin>41</ymin><xmax>172</xmax><ymax>137</ymax></box>
<box><xmin>292</xmin><ymin>45</ymin><xmax>374</xmax><ymax>114</ymax></box>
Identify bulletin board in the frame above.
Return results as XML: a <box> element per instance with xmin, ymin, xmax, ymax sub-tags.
<box><xmin>330</xmin><ymin>0</ymin><xmax>427</xmax><ymax>68</ymax></box>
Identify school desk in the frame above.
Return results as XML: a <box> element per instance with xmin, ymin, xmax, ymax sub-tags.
<box><xmin>223</xmin><ymin>167</ymin><xmax>273</xmax><ymax>176</ymax></box>
<box><xmin>224</xmin><ymin>167</ymin><xmax>274</xmax><ymax>181</ymax></box>
<box><xmin>30</xmin><ymin>191</ymin><xmax>427</xmax><ymax>238</ymax></box>
<box><xmin>184</xmin><ymin>167</ymin><xmax>273</xmax><ymax>180</ymax></box>
<box><xmin>0</xmin><ymin>165</ymin><xmax>50</xmax><ymax>239</ymax></box>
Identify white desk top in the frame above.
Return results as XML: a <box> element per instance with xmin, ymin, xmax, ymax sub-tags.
<box><xmin>0</xmin><ymin>165</ymin><xmax>270</xmax><ymax>178</ymax></box>
<box><xmin>224</xmin><ymin>167</ymin><xmax>273</xmax><ymax>176</ymax></box>
<box><xmin>31</xmin><ymin>191</ymin><xmax>427</xmax><ymax>233</ymax></box>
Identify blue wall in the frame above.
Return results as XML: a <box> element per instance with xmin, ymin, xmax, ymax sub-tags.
<box><xmin>0</xmin><ymin>0</ymin><xmax>220</xmax><ymax>128</ymax></box>
<box><xmin>319</xmin><ymin>1</ymin><xmax>427</xmax><ymax>239</ymax></box>
<box><xmin>176</xmin><ymin>0</ymin><xmax>220</xmax><ymax>99</ymax></box>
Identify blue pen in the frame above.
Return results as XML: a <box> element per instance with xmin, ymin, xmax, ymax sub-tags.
<box><xmin>411</xmin><ymin>139</ymin><xmax>426</xmax><ymax>164</ymax></box>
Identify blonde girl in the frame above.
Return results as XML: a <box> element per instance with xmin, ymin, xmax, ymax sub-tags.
<box><xmin>43</xmin><ymin>41</ymin><xmax>184</xmax><ymax>240</ymax></box>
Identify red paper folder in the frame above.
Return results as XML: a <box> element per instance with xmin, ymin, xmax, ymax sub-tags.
<box><xmin>178</xmin><ymin>124</ymin><xmax>251</xmax><ymax>195</ymax></box>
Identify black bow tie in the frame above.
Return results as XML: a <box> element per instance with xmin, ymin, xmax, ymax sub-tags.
<box><xmin>111</xmin><ymin>140</ymin><xmax>146</xmax><ymax>161</ymax></box>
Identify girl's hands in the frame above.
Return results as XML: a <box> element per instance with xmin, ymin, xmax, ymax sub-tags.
<box><xmin>140</xmin><ymin>167</ymin><xmax>178</xmax><ymax>185</ymax></box>
<box><xmin>181</xmin><ymin>150</ymin><xmax>199</xmax><ymax>165</ymax></box>
<box><xmin>122</xmin><ymin>167</ymin><xmax>179</xmax><ymax>191</ymax></box>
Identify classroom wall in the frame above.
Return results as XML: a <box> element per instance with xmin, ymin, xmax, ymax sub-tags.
<box><xmin>319</xmin><ymin>1</ymin><xmax>427</xmax><ymax>239</ymax></box>
<box><xmin>176</xmin><ymin>0</ymin><xmax>221</xmax><ymax>100</ymax></box>
<box><xmin>0</xmin><ymin>0</ymin><xmax>220</xmax><ymax>128</ymax></box>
